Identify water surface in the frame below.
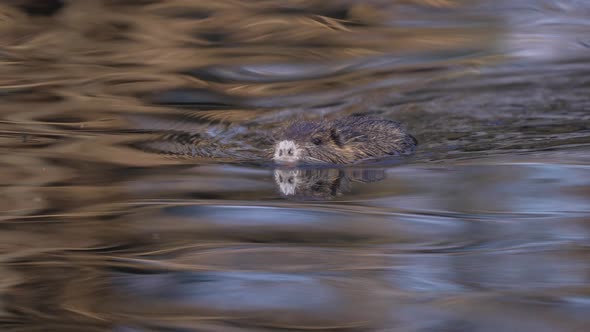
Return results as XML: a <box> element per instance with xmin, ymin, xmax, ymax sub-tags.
<box><xmin>1</xmin><ymin>0</ymin><xmax>589</xmax><ymax>331</ymax></box>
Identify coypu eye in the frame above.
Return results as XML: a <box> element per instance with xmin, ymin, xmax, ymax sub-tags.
<box><xmin>312</xmin><ymin>137</ymin><xmax>322</xmax><ymax>145</ymax></box>
<box><xmin>288</xmin><ymin>177</ymin><xmax>294</xmax><ymax>184</ymax></box>
<box><xmin>287</xmin><ymin>148</ymin><xmax>293</xmax><ymax>155</ymax></box>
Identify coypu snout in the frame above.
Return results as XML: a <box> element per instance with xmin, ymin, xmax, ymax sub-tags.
<box><xmin>273</xmin><ymin>140</ymin><xmax>302</xmax><ymax>164</ymax></box>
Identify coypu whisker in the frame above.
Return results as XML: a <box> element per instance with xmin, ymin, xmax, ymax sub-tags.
<box><xmin>305</xmin><ymin>156</ymin><xmax>327</xmax><ymax>163</ymax></box>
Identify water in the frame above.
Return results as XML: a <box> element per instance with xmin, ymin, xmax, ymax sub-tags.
<box><xmin>1</xmin><ymin>0</ymin><xmax>589</xmax><ymax>331</ymax></box>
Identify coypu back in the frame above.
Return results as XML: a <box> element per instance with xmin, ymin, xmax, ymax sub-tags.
<box><xmin>273</xmin><ymin>115</ymin><xmax>417</xmax><ymax>164</ymax></box>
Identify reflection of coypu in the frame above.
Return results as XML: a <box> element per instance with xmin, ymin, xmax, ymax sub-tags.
<box><xmin>273</xmin><ymin>115</ymin><xmax>417</xmax><ymax>165</ymax></box>
<box><xmin>274</xmin><ymin>168</ymin><xmax>386</xmax><ymax>200</ymax></box>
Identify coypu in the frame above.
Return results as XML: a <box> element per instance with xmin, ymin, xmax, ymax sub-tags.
<box><xmin>127</xmin><ymin>114</ymin><xmax>415</xmax><ymax>165</ymax></box>
<box><xmin>273</xmin><ymin>115</ymin><xmax>417</xmax><ymax>164</ymax></box>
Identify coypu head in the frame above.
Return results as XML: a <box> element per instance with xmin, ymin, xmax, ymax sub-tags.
<box><xmin>273</xmin><ymin>119</ymin><xmax>345</xmax><ymax>164</ymax></box>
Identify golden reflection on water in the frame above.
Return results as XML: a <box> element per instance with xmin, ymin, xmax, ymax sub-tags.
<box><xmin>1</xmin><ymin>0</ymin><xmax>590</xmax><ymax>331</ymax></box>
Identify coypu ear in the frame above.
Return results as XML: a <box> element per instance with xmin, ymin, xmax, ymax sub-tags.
<box><xmin>330</xmin><ymin>128</ymin><xmax>344</xmax><ymax>147</ymax></box>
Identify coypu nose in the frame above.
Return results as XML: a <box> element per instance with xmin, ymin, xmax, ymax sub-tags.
<box><xmin>274</xmin><ymin>140</ymin><xmax>299</xmax><ymax>163</ymax></box>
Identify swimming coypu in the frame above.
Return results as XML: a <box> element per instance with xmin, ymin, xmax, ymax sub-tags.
<box><xmin>127</xmin><ymin>114</ymin><xmax>415</xmax><ymax>164</ymax></box>
<box><xmin>273</xmin><ymin>115</ymin><xmax>417</xmax><ymax>165</ymax></box>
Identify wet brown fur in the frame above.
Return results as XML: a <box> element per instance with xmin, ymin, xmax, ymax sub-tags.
<box><xmin>277</xmin><ymin>115</ymin><xmax>417</xmax><ymax>164</ymax></box>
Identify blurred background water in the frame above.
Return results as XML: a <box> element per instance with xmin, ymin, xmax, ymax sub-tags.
<box><xmin>1</xmin><ymin>0</ymin><xmax>589</xmax><ymax>331</ymax></box>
